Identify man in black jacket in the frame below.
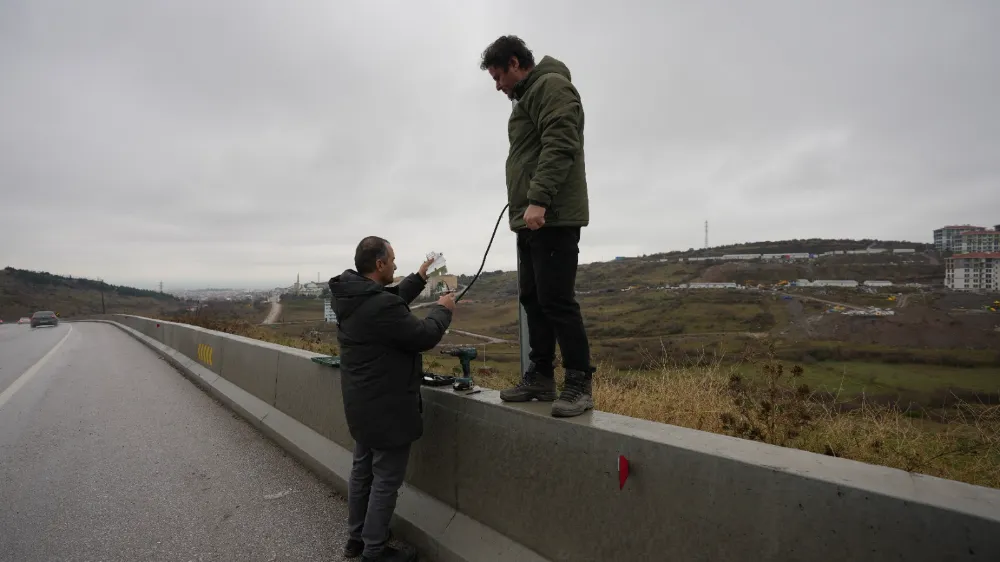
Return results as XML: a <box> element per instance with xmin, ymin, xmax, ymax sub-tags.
<box><xmin>329</xmin><ymin>236</ymin><xmax>455</xmax><ymax>562</ymax></box>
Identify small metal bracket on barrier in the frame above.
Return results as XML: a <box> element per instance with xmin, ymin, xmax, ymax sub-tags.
<box><xmin>310</xmin><ymin>356</ymin><xmax>341</xmax><ymax>368</ymax></box>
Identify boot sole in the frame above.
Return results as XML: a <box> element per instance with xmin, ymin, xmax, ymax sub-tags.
<box><xmin>499</xmin><ymin>391</ymin><xmax>558</xmax><ymax>403</ymax></box>
<box><xmin>551</xmin><ymin>400</ymin><xmax>595</xmax><ymax>418</ymax></box>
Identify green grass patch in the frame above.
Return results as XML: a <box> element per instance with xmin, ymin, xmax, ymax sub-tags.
<box><xmin>735</xmin><ymin>360</ymin><xmax>999</xmax><ymax>399</ymax></box>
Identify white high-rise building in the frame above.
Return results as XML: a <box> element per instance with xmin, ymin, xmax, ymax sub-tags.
<box><xmin>945</xmin><ymin>253</ymin><xmax>1000</xmax><ymax>292</ymax></box>
<box><xmin>934</xmin><ymin>225</ymin><xmax>987</xmax><ymax>252</ymax></box>
<box><xmin>961</xmin><ymin>229</ymin><xmax>1000</xmax><ymax>254</ymax></box>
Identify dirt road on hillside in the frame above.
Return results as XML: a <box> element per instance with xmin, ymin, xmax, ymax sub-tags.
<box><xmin>262</xmin><ymin>296</ymin><xmax>282</xmax><ymax>325</ymax></box>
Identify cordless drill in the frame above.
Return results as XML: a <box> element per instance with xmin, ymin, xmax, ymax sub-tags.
<box><xmin>441</xmin><ymin>347</ymin><xmax>477</xmax><ymax>391</ymax></box>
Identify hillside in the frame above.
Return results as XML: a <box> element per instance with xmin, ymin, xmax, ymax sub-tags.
<box><xmin>453</xmin><ymin>239</ymin><xmax>942</xmax><ymax>301</ymax></box>
<box><xmin>649</xmin><ymin>237</ymin><xmax>932</xmax><ymax>259</ymax></box>
<box><xmin>435</xmin><ymin>238</ymin><xmax>1000</xmax><ymax>405</ymax></box>
<box><xmin>694</xmin><ymin>253</ymin><xmax>943</xmax><ymax>285</ymax></box>
<box><xmin>0</xmin><ymin>267</ymin><xmax>188</xmax><ymax>321</ymax></box>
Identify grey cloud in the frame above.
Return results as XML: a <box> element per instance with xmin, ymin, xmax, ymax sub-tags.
<box><xmin>2</xmin><ymin>0</ymin><xmax>999</xmax><ymax>289</ymax></box>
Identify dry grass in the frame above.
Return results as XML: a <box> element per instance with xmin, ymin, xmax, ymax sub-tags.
<box><xmin>799</xmin><ymin>404</ymin><xmax>1000</xmax><ymax>485</ymax></box>
<box><xmin>463</xmin><ymin>341</ymin><xmax>1000</xmax><ymax>489</ymax></box>
<box><xmin>169</xmin><ymin>316</ymin><xmax>340</xmax><ymax>356</ymax></box>
<box><xmin>173</xmin><ymin>315</ymin><xmax>1000</xmax><ymax>489</ymax></box>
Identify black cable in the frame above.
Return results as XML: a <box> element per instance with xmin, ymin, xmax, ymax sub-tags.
<box><xmin>455</xmin><ymin>203</ymin><xmax>509</xmax><ymax>303</ymax></box>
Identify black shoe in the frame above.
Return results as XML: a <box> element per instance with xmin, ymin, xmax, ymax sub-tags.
<box><xmin>344</xmin><ymin>530</ymin><xmax>394</xmax><ymax>558</ymax></box>
<box><xmin>361</xmin><ymin>544</ymin><xmax>416</xmax><ymax>562</ymax></box>
<box><xmin>551</xmin><ymin>369</ymin><xmax>594</xmax><ymax>418</ymax></box>
<box><xmin>499</xmin><ymin>364</ymin><xmax>557</xmax><ymax>402</ymax></box>
<box><xmin>343</xmin><ymin>538</ymin><xmax>364</xmax><ymax>558</ymax></box>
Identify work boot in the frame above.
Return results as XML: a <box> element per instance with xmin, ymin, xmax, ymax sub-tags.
<box><xmin>499</xmin><ymin>364</ymin><xmax>557</xmax><ymax>402</ymax></box>
<box><xmin>361</xmin><ymin>544</ymin><xmax>416</xmax><ymax>562</ymax></box>
<box><xmin>551</xmin><ymin>369</ymin><xmax>594</xmax><ymax>418</ymax></box>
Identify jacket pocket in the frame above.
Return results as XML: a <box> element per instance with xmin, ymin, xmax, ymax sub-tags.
<box><xmin>508</xmin><ymin>162</ymin><xmax>531</xmax><ymax>203</ymax></box>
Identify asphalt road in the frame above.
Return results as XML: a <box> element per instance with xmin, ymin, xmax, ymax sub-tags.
<box><xmin>0</xmin><ymin>322</ymin><xmax>353</xmax><ymax>562</ymax></box>
<box><xmin>0</xmin><ymin>321</ymin><xmax>69</xmax><ymax>396</ymax></box>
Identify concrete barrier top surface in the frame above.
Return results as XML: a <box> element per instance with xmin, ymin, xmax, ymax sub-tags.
<box><xmin>121</xmin><ymin>315</ymin><xmax>328</xmax><ymax>357</ymax></box>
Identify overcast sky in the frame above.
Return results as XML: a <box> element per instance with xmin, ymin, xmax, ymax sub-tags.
<box><xmin>2</xmin><ymin>0</ymin><xmax>998</xmax><ymax>290</ymax></box>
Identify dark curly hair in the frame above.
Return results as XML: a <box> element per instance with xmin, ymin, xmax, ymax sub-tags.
<box><xmin>479</xmin><ymin>35</ymin><xmax>535</xmax><ymax>72</ymax></box>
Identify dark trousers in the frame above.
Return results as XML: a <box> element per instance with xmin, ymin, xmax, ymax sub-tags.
<box><xmin>348</xmin><ymin>441</ymin><xmax>411</xmax><ymax>558</ymax></box>
<box><xmin>516</xmin><ymin>226</ymin><xmax>594</xmax><ymax>377</ymax></box>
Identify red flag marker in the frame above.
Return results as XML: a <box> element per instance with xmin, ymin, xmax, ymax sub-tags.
<box><xmin>618</xmin><ymin>455</ymin><xmax>630</xmax><ymax>490</ymax></box>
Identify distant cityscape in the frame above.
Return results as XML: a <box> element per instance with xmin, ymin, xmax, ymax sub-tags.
<box><xmin>652</xmin><ymin>222</ymin><xmax>998</xmax><ymax>293</ymax></box>
<box><xmin>169</xmin><ymin>273</ymin><xmax>327</xmax><ymax>302</ymax></box>
<box><xmin>618</xmin><ymin>222</ymin><xmax>999</xmax><ymax>294</ymax></box>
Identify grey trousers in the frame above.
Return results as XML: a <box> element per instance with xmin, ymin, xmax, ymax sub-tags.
<box><xmin>348</xmin><ymin>441</ymin><xmax>412</xmax><ymax>558</ymax></box>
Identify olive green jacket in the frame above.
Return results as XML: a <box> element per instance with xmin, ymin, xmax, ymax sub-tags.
<box><xmin>505</xmin><ymin>56</ymin><xmax>589</xmax><ymax>231</ymax></box>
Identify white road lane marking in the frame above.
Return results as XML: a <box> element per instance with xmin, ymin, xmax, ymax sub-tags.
<box><xmin>0</xmin><ymin>325</ymin><xmax>74</xmax><ymax>411</ymax></box>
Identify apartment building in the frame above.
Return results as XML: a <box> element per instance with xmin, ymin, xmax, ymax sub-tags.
<box><xmin>945</xmin><ymin>253</ymin><xmax>1000</xmax><ymax>292</ymax></box>
<box><xmin>961</xmin><ymin>228</ymin><xmax>1000</xmax><ymax>254</ymax></box>
<box><xmin>934</xmin><ymin>225</ymin><xmax>987</xmax><ymax>252</ymax></box>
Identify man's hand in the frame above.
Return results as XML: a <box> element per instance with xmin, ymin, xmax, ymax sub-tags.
<box><xmin>523</xmin><ymin>204</ymin><xmax>546</xmax><ymax>230</ymax></box>
<box><xmin>437</xmin><ymin>292</ymin><xmax>457</xmax><ymax>312</ymax></box>
<box><xmin>418</xmin><ymin>256</ymin><xmax>435</xmax><ymax>280</ymax></box>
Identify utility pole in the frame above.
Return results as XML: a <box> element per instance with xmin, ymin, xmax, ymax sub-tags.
<box><xmin>99</xmin><ymin>278</ymin><xmax>106</xmax><ymax>314</ymax></box>
<box><xmin>704</xmin><ymin>220</ymin><xmax>709</xmax><ymax>249</ymax></box>
<box><xmin>159</xmin><ymin>281</ymin><xmax>164</xmax><ymax>293</ymax></box>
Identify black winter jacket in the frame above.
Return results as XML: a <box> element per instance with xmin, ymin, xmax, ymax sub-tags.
<box><xmin>328</xmin><ymin>269</ymin><xmax>452</xmax><ymax>449</ymax></box>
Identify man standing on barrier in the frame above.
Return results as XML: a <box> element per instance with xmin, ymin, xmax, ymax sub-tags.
<box><xmin>480</xmin><ymin>35</ymin><xmax>597</xmax><ymax>418</ymax></box>
<box><xmin>329</xmin><ymin>236</ymin><xmax>456</xmax><ymax>562</ymax></box>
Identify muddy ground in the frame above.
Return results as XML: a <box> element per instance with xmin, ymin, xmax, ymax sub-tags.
<box><xmin>793</xmin><ymin>303</ymin><xmax>1000</xmax><ymax>350</ymax></box>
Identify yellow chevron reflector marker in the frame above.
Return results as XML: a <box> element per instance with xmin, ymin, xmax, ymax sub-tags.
<box><xmin>197</xmin><ymin>343</ymin><xmax>214</xmax><ymax>367</ymax></box>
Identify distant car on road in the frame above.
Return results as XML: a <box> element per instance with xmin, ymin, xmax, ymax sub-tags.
<box><xmin>17</xmin><ymin>317</ymin><xmax>30</xmax><ymax>325</ymax></box>
<box><xmin>30</xmin><ymin>311</ymin><xmax>59</xmax><ymax>328</ymax></box>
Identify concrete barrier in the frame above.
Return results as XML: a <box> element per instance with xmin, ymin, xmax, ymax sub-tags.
<box><xmin>418</xmin><ymin>391</ymin><xmax>1000</xmax><ymax>561</ymax></box>
<box><xmin>273</xmin><ymin>347</ymin><xmax>354</xmax><ymax>449</ymax></box>
<box><xmin>99</xmin><ymin>315</ymin><xmax>1000</xmax><ymax>562</ymax></box>
<box><xmin>219</xmin><ymin>334</ymin><xmax>282</xmax><ymax>405</ymax></box>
